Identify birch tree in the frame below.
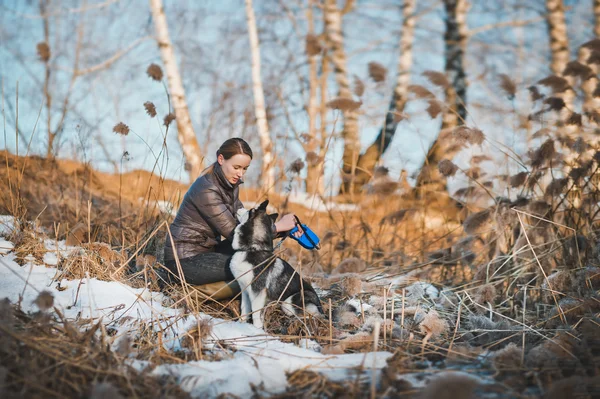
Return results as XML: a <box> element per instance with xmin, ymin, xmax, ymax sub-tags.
<box><xmin>149</xmin><ymin>0</ymin><xmax>204</xmax><ymax>182</ymax></box>
<box><xmin>323</xmin><ymin>0</ymin><xmax>360</xmax><ymax>195</ymax></box>
<box><xmin>546</xmin><ymin>0</ymin><xmax>570</xmax><ymax>75</ymax></box>
<box><xmin>304</xmin><ymin>0</ymin><xmax>325</xmax><ymax>196</ymax></box>
<box><xmin>354</xmin><ymin>0</ymin><xmax>416</xmax><ymax>190</ymax></box>
<box><xmin>245</xmin><ymin>0</ymin><xmax>275</xmax><ymax>192</ymax></box>
<box><xmin>415</xmin><ymin>0</ymin><xmax>469</xmax><ymax>195</ymax></box>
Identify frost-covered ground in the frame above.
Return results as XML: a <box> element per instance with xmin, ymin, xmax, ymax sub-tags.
<box><xmin>0</xmin><ymin>216</ymin><xmax>391</xmax><ymax>398</ymax></box>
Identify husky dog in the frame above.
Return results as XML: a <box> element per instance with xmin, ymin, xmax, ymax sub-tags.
<box><xmin>230</xmin><ymin>200</ymin><xmax>324</xmax><ymax>329</ymax></box>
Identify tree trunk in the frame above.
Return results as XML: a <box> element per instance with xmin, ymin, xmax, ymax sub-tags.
<box><xmin>324</xmin><ymin>0</ymin><xmax>359</xmax><ymax>195</ymax></box>
<box><xmin>305</xmin><ymin>0</ymin><xmax>325</xmax><ymax>196</ymax></box>
<box><xmin>245</xmin><ymin>0</ymin><xmax>275</xmax><ymax>192</ymax></box>
<box><xmin>354</xmin><ymin>0</ymin><xmax>416</xmax><ymax>190</ymax></box>
<box><xmin>415</xmin><ymin>0</ymin><xmax>468</xmax><ymax>195</ymax></box>
<box><xmin>579</xmin><ymin>41</ymin><xmax>599</xmax><ymax>117</ymax></box>
<box><xmin>546</xmin><ymin>0</ymin><xmax>570</xmax><ymax>75</ymax></box>
<box><xmin>149</xmin><ymin>0</ymin><xmax>204</xmax><ymax>182</ymax></box>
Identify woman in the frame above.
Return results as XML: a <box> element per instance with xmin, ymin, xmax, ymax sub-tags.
<box><xmin>163</xmin><ymin>138</ymin><xmax>299</xmax><ymax>298</ymax></box>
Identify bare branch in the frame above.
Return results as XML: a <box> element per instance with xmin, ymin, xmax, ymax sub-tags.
<box><xmin>468</xmin><ymin>16</ymin><xmax>545</xmax><ymax>38</ymax></box>
<box><xmin>74</xmin><ymin>36</ymin><xmax>153</xmax><ymax>76</ymax></box>
<box><xmin>1</xmin><ymin>0</ymin><xmax>121</xmax><ymax>19</ymax></box>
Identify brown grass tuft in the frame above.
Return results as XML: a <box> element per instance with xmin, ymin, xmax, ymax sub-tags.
<box><xmin>532</xmin><ymin>127</ymin><xmax>551</xmax><ymax>139</ymax></box>
<box><xmin>373</xmin><ymin>166</ymin><xmax>389</xmax><ymax>178</ymax></box>
<box><xmin>408</xmin><ymin>85</ymin><xmax>435</xmax><ymax>99</ymax></box>
<box><xmin>287</xmin><ymin>158</ymin><xmax>305</xmax><ymax>174</ymax></box>
<box><xmin>438</xmin><ymin>159</ymin><xmax>458</xmax><ymax>177</ymax></box>
<box><xmin>285</xmin><ymin>369</ymin><xmax>347</xmax><ymax>397</ymax></box>
<box><xmin>452</xmin><ymin>126</ymin><xmax>485</xmax><ymax>146</ymax></box>
<box><xmin>545</xmin><ymin>178</ymin><xmax>568</xmax><ymax>197</ymax></box>
<box><xmin>353</xmin><ymin>75</ymin><xmax>365</xmax><ymax>97</ymax></box>
<box><xmin>340</xmin><ymin>276</ymin><xmax>362</xmax><ymax>297</ymax></box>
<box><xmin>419</xmin><ymin>309</ymin><xmax>448</xmax><ymax>339</ymax></box>
<box><xmin>587</xmin><ymin>50</ymin><xmax>600</xmax><ymax>64</ymax></box>
<box><xmin>463</xmin><ymin>209</ymin><xmax>491</xmax><ymax>235</ymax></box>
<box><xmin>181</xmin><ymin>318</ymin><xmax>213</xmax><ymax>351</ymax></box>
<box><xmin>332</xmin><ymin>257</ymin><xmax>366</xmax><ymax>274</ymax></box>
<box><xmin>543</xmin><ymin>270</ymin><xmax>573</xmax><ymax>300</ymax></box>
<box><xmin>492</xmin><ymin>342</ymin><xmax>521</xmax><ymax>371</ymax></box>
<box><xmin>326</xmin><ymin>97</ymin><xmax>362</xmax><ymax>112</ymax></box>
<box><xmin>528</xmin><ymin>200</ymin><xmax>551</xmax><ymax>216</ymax></box>
<box><xmin>593</xmin><ymin>83</ymin><xmax>600</xmax><ymax>98</ymax></box>
<box><xmin>544</xmin><ymin>376</ymin><xmax>599</xmax><ymax>399</ymax></box>
<box><xmin>528</xmin><ymin>85</ymin><xmax>544</xmax><ymax>101</ymax></box>
<box><xmin>36</xmin><ymin>42</ymin><xmax>50</xmax><ymax>62</ymax></box>
<box><xmin>510</xmin><ymin>171</ymin><xmax>528</xmax><ymax>188</ymax></box>
<box><xmin>305</xmin><ymin>33</ymin><xmax>322</xmax><ymax>56</ymax></box>
<box><xmin>33</xmin><ymin>291</ymin><xmax>54</xmax><ymax>311</ymax></box>
<box><xmin>113</xmin><ymin>122</ymin><xmax>130</xmax><ymax>136</ymax></box>
<box><xmin>422</xmin><ymin>70</ymin><xmax>450</xmax><ymax>88</ymax></box>
<box><xmin>146</xmin><ymin>63</ymin><xmax>163</xmax><ymax>81</ymax></box>
<box><xmin>335</xmin><ymin>310</ymin><xmax>362</xmax><ymax>328</ymax></box>
<box><xmin>498</xmin><ymin>74</ymin><xmax>516</xmax><ymax>100</ymax></box>
<box><xmin>143</xmin><ymin>102</ymin><xmax>157</xmax><ymax>118</ymax></box>
<box><xmin>563</xmin><ymin>61</ymin><xmax>593</xmax><ymax>79</ymax></box>
<box><xmin>474</xmin><ymin>284</ymin><xmax>496</xmax><ymax>306</ymax></box>
<box><xmin>582</xmin><ymin>37</ymin><xmax>600</xmax><ymax>51</ymax></box>
<box><xmin>538</xmin><ymin>75</ymin><xmax>570</xmax><ymax>93</ymax></box>
<box><xmin>426</xmin><ymin>100</ymin><xmax>443</xmax><ymax>118</ymax></box>
<box><xmin>12</xmin><ymin>228</ymin><xmax>46</xmax><ymax>266</ymax></box>
<box><xmin>566</xmin><ymin>112</ymin><xmax>582</xmax><ymax>126</ymax></box>
<box><xmin>58</xmin><ymin>243</ymin><xmax>127</xmax><ymax>281</ymax></box>
<box><xmin>418</xmin><ymin>372</ymin><xmax>479</xmax><ymax>399</ymax></box>
<box><xmin>163</xmin><ymin>113</ymin><xmax>176</xmax><ymax>127</ymax></box>
<box><xmin>531</xmin><ymin>138</ymin><xmax>555</xmax><ymax>168</ymax></box>
<box><xmin>368</xmin><ymin>62</ymin><xmax>387</xmax><ymax>82</ymax></box>
<box><xmin>544</xmin><ymin>97</ymin><xmax>566</xmax><ymax>111</ymax></box>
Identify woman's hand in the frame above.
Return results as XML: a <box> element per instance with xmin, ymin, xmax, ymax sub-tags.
<box><xmin>275</xmin><ymin>213</ymin><xmax>303</xmax><ymax>237</ymax></box>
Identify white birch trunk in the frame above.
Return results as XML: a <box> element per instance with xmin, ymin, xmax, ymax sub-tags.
<box><xmin>245</xmin><ymin>0</ymin><xmax>275</xmax><ymax>192</ymax></box>
<box><xmin>149</xmin><ymin>0</ymin><xmax>204</xmax><ymax>182</ymax></box>
<box><xmin>324</xmin><ymin>0</ymin><xmax>360</xmax><ymax>195</ymax></box>
<box><xmin>546</xmin><ymin>0</ymin><xmax>570</xmax><ymax>75</ymax></box>
<box><xmin>305</xmin><ymin>0</ymin><xmax>325</xmax><ymax>196</ymax></box>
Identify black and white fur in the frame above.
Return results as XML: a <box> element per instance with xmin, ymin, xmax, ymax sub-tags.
<box><xmin>230</xmin><ymin>200</ymin><xmax>324</xmax><ymax>329</ymax></box>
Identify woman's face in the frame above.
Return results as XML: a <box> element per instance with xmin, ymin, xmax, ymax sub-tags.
<box><xmin>218</xmin><ymin>153</ymin><xmax>251</xmax><ymax>185</ymax></box>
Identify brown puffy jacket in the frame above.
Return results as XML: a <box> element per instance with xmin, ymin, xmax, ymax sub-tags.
<box><xmin>164</xmin><ymin>163</ymin><xmax>244</xmax><ymax>261</ymax></box>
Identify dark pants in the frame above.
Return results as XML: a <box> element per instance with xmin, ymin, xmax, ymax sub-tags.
<box><xmin>164</xmin><ymin>241</ymin><xmax>235</xmax><ymax>285</ymax></box>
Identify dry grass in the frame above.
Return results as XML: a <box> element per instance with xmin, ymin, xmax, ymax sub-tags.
<box><xmin>4</xmin><ymin>53</ymin><xmax>600</xmax><ymax>396</ymax></box>
<box><xmin>0</xmin><ymin>297</ymin><xmax>190</xmax><ymax>398</ymax></box>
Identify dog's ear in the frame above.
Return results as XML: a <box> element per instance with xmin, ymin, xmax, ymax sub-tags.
<box><xmin>258</xmin><ymin>199</ymin><xmax>269</xmax><ymax>211</ymax></box>
<box><xmin>269</xmin><ymin>213</ymin><xmax>279</xmax><ymax>224</ymax></box>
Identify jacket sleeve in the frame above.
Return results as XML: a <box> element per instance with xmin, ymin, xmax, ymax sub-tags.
<box><xmin>191</xmin><ymin>188</ymin><xmax>238</xmax><ymax>240</ymax></box>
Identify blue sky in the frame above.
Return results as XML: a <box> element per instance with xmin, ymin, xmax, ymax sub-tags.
<box><xmin>0</xmin><ymin>0</ymin><xmax>597</xmax><ymax>195</ymax></box>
